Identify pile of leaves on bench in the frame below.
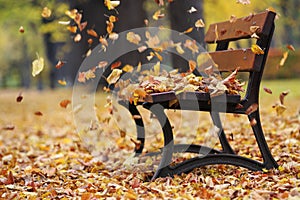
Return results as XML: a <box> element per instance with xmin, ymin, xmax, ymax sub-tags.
<box><xmin>112</xmin><ymin>65</ymin><xmax>244</xmax><ymax>105</ymax></box>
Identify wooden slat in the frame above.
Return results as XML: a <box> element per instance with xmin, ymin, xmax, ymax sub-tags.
<box><xmin>205</xmin><ymin>11</ymin><xmax>274</xmax><ymax>43</ymax></box>
<box><xmin>201</xmin><ymin>48</ymin><xmax>259</xmax><ymax>72</ymax></box>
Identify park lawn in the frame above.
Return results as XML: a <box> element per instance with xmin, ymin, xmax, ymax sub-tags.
<box><xmin>0</xmin><ymin>79</ymin><xmax>299</xmax><ymax>199</ymax></box>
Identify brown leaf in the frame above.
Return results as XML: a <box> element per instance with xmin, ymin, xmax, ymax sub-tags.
<box><xmin>263</xmin><ymin>87</ymin><xmax>272</xmax><ymax>94</ymax></box>
<box><xmin>19</xmin><ymin>26</ymin><xmax>25</xmax><ymax>33</ymax></box>
<box><xmin>279</xmin><ymin>90</ymin><xmax>289</xmax><ymax>105</ymax></box>
<box><xmin>60</xmin><ymin>99</ymin><xmax>71</xmax><ymax>108</ymax></box>
<box><xmin>34</xmin><ymin>111</ymin><xmax>43</xmax><ymax>116</ymax></box>
<box><xmin>16</xmin><ymin>92</ymin><xmax>23</xmax><ymax>102</ymax></box>
<box><xmin>87</xmin><ymin>29</ymin><xmax>98</xmax><ymax>38</ymax></box>
<box><xmin>55</xmin><ymin>60</ymin><xmax>66</xmax><ymax>69</ymax></box>
<box><xmin>286</xmin><ymin>44</ymin><xmax>295</xmax><ymax>51</ymax></box>
<box><xmin>2</xmin><ymin>125</ymin><xmax>15</xmax><ymax>131</ymax></box>
<box><xmin>245</xmin><ymin>103</ymin><xmax>258</xmax><ymax>115</ymax></box>
<box><xmin>111</xmin><ymin>61</ymin><xmax>122</xmax><ymax>69</ymax></box>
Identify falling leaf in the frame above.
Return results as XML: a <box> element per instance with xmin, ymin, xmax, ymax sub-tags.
<box><xmin>87</xmin><ymin>38</ymin><xmax>93</xmax><ymax>45</ymax></box>
<box><xmin>138</xmin><ymin>45</ymin><xmax>147</xmax><ymax>53</ymax></box>
<box><xmin>74</xmin><ymin>33</ymin><xmax>82</xmax><ymax>42</ymax></box>
<box><xmin>87</xmin><ymin>29</ymin><xmax>98</xmax><ymax>37</ymax></box>
<box><xmin>153</xmin><ymin>61</ymin><xmax>160</xmax><ymax>76</ymax></box>
<box><xmin>59</xmin><ymin>99</ymin><xmax>71</xmax><ymax>108</ymax></box>
<box><xmin>19</xmin><ymin>26</ymin><xmax>25</xmax><ymax>33</ymax></box>
<box><xmin>77</xmin><ymin>72</ymin><xmax>86</xmax><ymax>83</ymax></box>
<box><xmin>187</xmin><ymin>6</ymin><xmax>197</xmax><ymax>13</ymax></box>
<box><xmin>74</xmin><ymin>13</ymin><xmax>82</xmax><ymax>26</ymax></box>
<box><xmin>250</xmin><ymin>26</ymin><xmax>260</xmax><ymax>33</ymax></box>
<box><xmin>32</xmin><ymin>54</ymin><xmax>44</xmax><ymax>77</ymax></box>
<box><xmin>97</xmin><ymin>61</ymin><xmax>108</xmax><ymax>69</ymax></box>
<box><xmin>85</xmin><ymin>69</ymin><xmax>96</xmax><ymax>80</ymax></box>
<box><xmin>41</xmin><ymin>7</ymin><xmax>52</xmax><ymax>18</ymax></box>
<box><xmin>107</xmin><ymin>69</ymin><xmax>122</xmax><ymax>84</ymax></box>
<box><xmin>286</xmin><ymin>44</ymin><xmax>295</xmax><ymax>51</ymax></box>
<box><xmin>251</xmin><ymin>44</ymin><xmax>264</xmax><ymax>55</ymax></box>
<box><xmin>55</xmin><ymin>60</ymin><xmax>66</xmax><ymax>69</ymax></box>
<box><xmin>99</xmin><ymin>36</ymin><xmax>108</xmax><ymax>47</ymax></box>
<box><xmin>236</xmin><ymin>0</ymin><xmax>251</xmax><ymax>5</ymax></box>
<box><xmin>79</xmin><ymin>21</ymin><xmax>88</xmax><ymax>31</ymax></box>
<box><xmin>104</xmin><ymin>0</ymin><xmax>120</xmax><ymax>10</ymax></box>
<box><xmin>153</xmin><ymin>10</ymin><xmax>165</xmax><ymax>20</ymax></box>
<box><xmin>109</xmin><ymin>15</ymin><xmax>118</xmax><ymax>23</ymax></box>
<box><xmin>106</xmin><ymin>21</ymin><xmax>114</xmax><ymax>34</ymax></box>
<box><xmin>263</xmin><ymin>87</ymin><xmax>272</xmax><ymax>94</ymax></box>
<box><xmin>279</xmin><ymin>90</ymin><xmax>289</xmax><ymax>105</ymax></box>
<box><xmin>65</xmin><ymin>9</ymin><xmax>78</xmax><ymax>19</ymax></box>
<box><xmin>180</xmin><ymin>27</ymin><xmax>194</xmax><ymax>35</ymax></box>
<box><xmin>58</xmin><ymin>80</ymin><xmax>67</xmax><ymax>86</ymax></box>
<box><xmin>154</xmin><ymin>52</ymin><xmax>163</xmax><ymax>61</ymax></box>
<box><xmin>184</xmin><ymin>39</ymin><xmax>199</xmax><ymax>54</ymax></box>
<box><xmin>272</xmin><ymin>103</ymin><xmax>286</xmax><ymax>115</ymax></box>
<box><xmin>67</xmin><ymin>26</ymin><xmax>77</xmax><ymax>33</ymax></box>
<box><xmin>245</xmin><ymin>103</ymin><xmax>258</xmax><ymax>115</ymax></box>
<box><xmin>57</xmin><ymin>79</ymin><xmax>67</xmax><ymax>86</ymax></box>
<box><xmin>279</xmin><ymin>51</ymin><xmax>289</xmax><ymax>67</ymax></box>
<box><xmin>16</xmin><ymin>92</ymin><xmax>23</xmax><ymax>102</ymax></box>
<box><xmin>229</xmin><ymin>15</ymin><xmax>237</xmax><ymax>23</ymax></box>
<box><xmin>189</xmin><ymin>60</ymin><xmax>197</xmax><ymax>72</ymax></box>
<box><xmin>122</xmin><ymin>64</ymin><xmax>134</xmax><ymax>73</ymax></box>
<box><xmin>250</xmin><ymin>118</ymin><xmax>257</xmax><ymax>126</ymax></box>
<box><xmin>111</xmin><ymin>61</ymin><xmax>122</xmax><ymax>69</ymax></box>
<box><xmin>126</xmin><ymin>32</ymin><xmax>141</xmax><ymax>45</ymax></box>
<box><xmin>195</xmin><ymin>19</ymin><xmax>205</xmax><ymax>28</ymax></box>
<box><xmin>214</xmin><ymin>25</ymin><xmax>219</xmax><ymax>43</ymax></box>
<box><xmin>109</xmin><ymin>32</ymin><xmax>119</xmax><ymax>41</ymax></box>
<box><xmin>34</xmin><ymin>111</ymin><xmax>43</xmax><ymax>116</ymax></box>
<box><xmin>174</xmin><ymin>43</ymin><xmax>185</xmax><ymax>54</ymax></box>
<box><xmin>251</xmin><ymin>33</ymin><xmax>260</xmax><ymax>39</ymax></box>
<box><xmin>86</xmin><ymin>49</ymin><xmax>92</xmax><ymax>57</ymax></box>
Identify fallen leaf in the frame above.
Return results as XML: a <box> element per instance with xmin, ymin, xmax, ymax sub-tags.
<box><xmin>251</xmin><ymin>44</ymin><xmax>264</xmax><ymax>55</ymax></box>
<box><xmin>2</xmin><ymin>125</ymin><xmax>15</xmax><ymax>131</ymax></box>
<box><xmin>34</xmin><ymin>111</ymin><xmax>43</xmax><ymax>116</ymax></box>
<box><xmin>59</xmin><ymin>99</ymin><xmax>71</xmax><ymax>108</ymax></box>
<box><xmin>32</xmin><ymin>54</ymin><xmax>44</xmax><ymax>77</ymax></box>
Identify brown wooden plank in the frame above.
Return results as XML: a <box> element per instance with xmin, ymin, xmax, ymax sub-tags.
<box><xmin>199</xmin><ymin>48</ymin><xmax>260</xmax><ymax>72</ymax></box>
<box><xmin>205</xmin><ymin>11</ymin><xmax>274</xmax><ymax>43</ymax></box>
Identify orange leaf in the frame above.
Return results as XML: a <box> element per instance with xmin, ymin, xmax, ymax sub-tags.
<box><xmin>34</xmin><ymin>111</ymin><xmax>43</xmax><ymax>116</ymax></box>
<box><xmin>60</xmin><ymin>99</ymin><xmax>71</xmax><ymax>108</ymax></box>
<box><xmin>180</xmin><ymin>27</ymin><xmax>194</xmax><ymax>35</ymax></box>
<box><xmin>189</xmin><ymin>60</ymin><xmax>197</xmax><ymax>72</ymax></box>
<box><xmin>87</xmin><ymin>29</ymin><xmax>98</xmax><ymax>38</ymax></box>
<box><xmin>55</xmin><ymin>60</ymin><xmax>66</xmax><ymax>69</ymax></box>
<box><xmin>111</xmin><ymin>61</ymin><xmax>122</xmax><ymax>69</ymax></box>
<box><xmin>74</xmin><ymin>34</ymin><xmax>82</xmax><ymax>42</ymax></box>
<box><xmin>286</xmin><ymin>44</ymin><xmax>295</xmax><ymax>51</ymax></box>
<box><xmin>58</xmin><ymin>80</ymin><xmax>67</xmax><ymax>86</ymax></box>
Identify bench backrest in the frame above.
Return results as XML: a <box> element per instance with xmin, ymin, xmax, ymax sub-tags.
<box><xmin>204</xmin><ymin>11</ymin><xmax>276</xmax><ymax>72</ymax></box>
<box><xmin>204</xmin><ymin>11</ymin><xmax>276</xmax><ymax>105</ymax></box>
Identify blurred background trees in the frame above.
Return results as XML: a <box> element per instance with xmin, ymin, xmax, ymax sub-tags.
<box><xmin>0</xmin><ymin>0</ymin><xmax>299</xmax><ymax>89</ymax></box>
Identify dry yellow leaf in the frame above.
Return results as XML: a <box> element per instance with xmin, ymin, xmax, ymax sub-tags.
<box><xmin>122</xmin><ymin>64</ymin><xmax>134</xmax><ymax>73</ymax></box>
<box><xmin>126</xmin><ymin>32</ymin><xmax>141</xmax><ymax>45</ymax></box>
<box><xmin>279</xmin><ymin>51</ymin><xmax>289</xmax><ymax>67</ymax></box>
<box><xmin>195</xmin><ymin>19</ymin><xmax>205</xmax><ymax>28</ymax></box>
<box><xmin>104</xmin><ymin>0</ymin><xmax>120</xmax><ymax>10</ymax></box>
<box><xmin>153</xmin><ymin>10</ymin><xmax>165</xmax><ymax>20</ymax></box>
<box><xmin>153</xmin><ymin>61</ymin><xmax>160</xmax><ymax>76</ymax></box>
<box><xmin>251</xmin><ymin>44</ymin><xmax>264</xmax><ymax>55</ymax></box>
<box><xmin>107</xmin><ymin>69</ymin><xmax>122</xmax><ymax>84</ymax></box>
<box><xmin>32</xmin><ymin>54</ymin><xmax>44</xmax><ymax>77</ymax></box>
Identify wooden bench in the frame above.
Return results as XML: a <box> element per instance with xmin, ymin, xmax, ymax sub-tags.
<box><xmin>120</xmin><ymin>10</ymin><xmax>278</xmax><ymax>179</ymax></box>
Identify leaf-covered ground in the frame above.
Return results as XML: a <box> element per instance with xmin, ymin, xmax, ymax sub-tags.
<box><xmin>0</xmin><ymin>82</ymin><xmax>299</xmax><ymax>199</ymax></box>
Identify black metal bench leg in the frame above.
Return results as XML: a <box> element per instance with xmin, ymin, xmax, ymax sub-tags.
<box><xmin>119</xmin><ymin>101</ymin><xmax>145</xmax><ymax>155</ymax></box>
<box><xmin>210</xmin><ymin>112</ymin><xmax>235</xmax><ymax>154</ymax></box>
<box><xmin>145</xmin><ymin>104</ymin><xmax>174</xmax><ymax>180</ymax></box>
<box><xmin>248</xmin><ymin>110</ymin><xmax>278</xmax><ymax>169</ymax></box>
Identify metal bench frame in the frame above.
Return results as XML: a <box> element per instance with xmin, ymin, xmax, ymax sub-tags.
<box><xmin>120</xmin><ymin>11</ymin><xmax>278</xmax><ymax>180</ymax></box>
